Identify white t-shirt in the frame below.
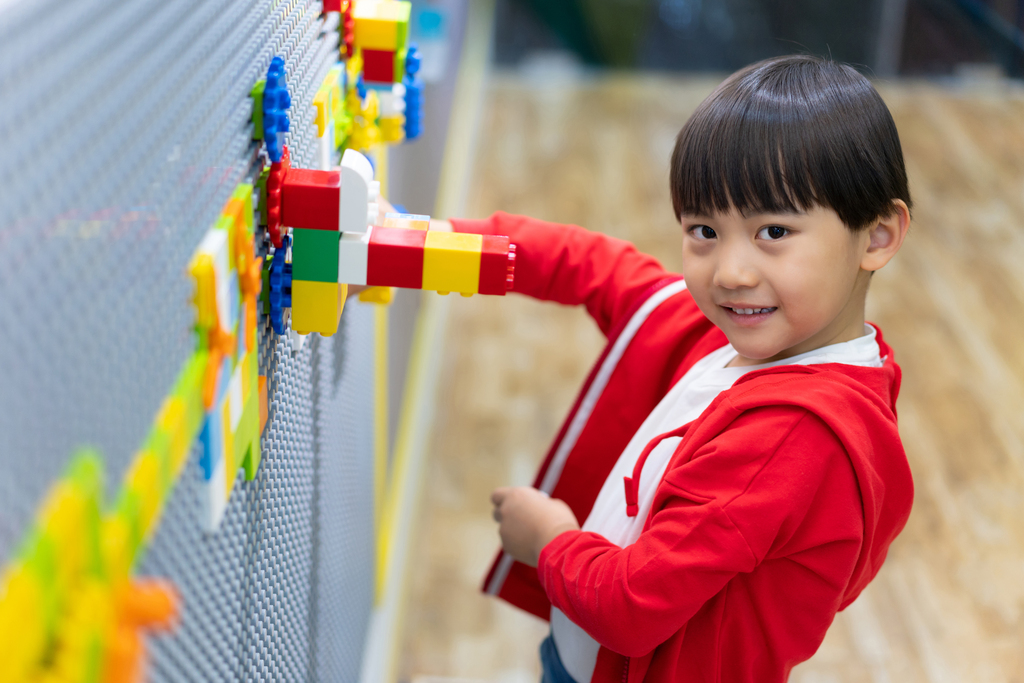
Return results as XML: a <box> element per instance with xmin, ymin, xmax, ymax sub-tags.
<box><xmin>550</xmin><ymin>325</ymin><xmax>884</xmax><ymax>683</ymax></box>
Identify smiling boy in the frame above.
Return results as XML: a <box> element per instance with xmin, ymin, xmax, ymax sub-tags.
<box><xmin>444</xmin><ymin>56</ymin><xmax>915</xmax><ymax>683</ymax></box>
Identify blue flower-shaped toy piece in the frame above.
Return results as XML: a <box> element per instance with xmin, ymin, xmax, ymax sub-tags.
<box><xmin>263</xmin><ymin>56</ymin><xmax>292</xmax><ymax>163</ymax></box>
<box><xmin>268</xmin><ymin>234</ymin><xmax>293</xmax><ymax>335</ymax></box>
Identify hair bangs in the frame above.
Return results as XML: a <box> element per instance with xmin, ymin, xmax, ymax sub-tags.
<box><xmin>670</xmin><ymin>55</ymin><xmax>912</xmax><ymax>230</ymax></box>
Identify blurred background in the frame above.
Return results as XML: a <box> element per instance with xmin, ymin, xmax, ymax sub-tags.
<box><xmin>399</xmin><ymin>1</ymin><xmax>1024</xmax><ymax>682</ymax></box>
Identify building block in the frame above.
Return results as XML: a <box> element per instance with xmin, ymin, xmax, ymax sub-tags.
<box><xmin>265</xmin><ymin>147</ymin><xmax>291</xmax><ymax>248</ymax></box>
<box><xmin>479</xmin><ymin>235</ymin><xmax>516</xmax><ymax>295</ymax></box>
<box><xmin>263</xmin><ymin>56</ymin><xmax>291</xmax><ymax>163</ymax></box>
<box><xmin>292</xmin><ymin>227</ymin><xmax>340</xmax><ymax>283</ymax></box>
<box><xmin>367</xmin><ymin>226</ymin><xmax>426</xmax><ymax>288</ymax></box>
<box><xmin>267</xmin><ymin>238</ymin><xmax>293</xmax><ymax>335</ymax></box>
<box><xmin>324</xmin><ymin>0</ymin><xmax>341</xmax><ymax>14</ymax></box>
<box><xmin>258</xmin><ymin>375</ymin><xmax>268</xmax><ymax>433</ymax></box>
<box><xmin>291</xmin><ymin>280</ymin><xmax>347</xmax><ymax>336</ymax></box>
<box><xmin>423</xmin><ymin>231</ymin><xmax>483</xmax><ymax>294</ymax></box>
<box><xmin>282</xmin><ymin>168</ymin><xmax>341</xmax><ymax>232</ymax></box>
<box><xmin>404</xmin><ymin>43</ymin><xmax>424</xmax><ymax>139</ymax></box>
<box><xmin>250</xmin><ymin>79</ymin><xmax>265</xmax><ymax>140</ymax></box>
<box><xmin>363</xmin><ymin>48</ymin><xmax>397</xmax><ymax>83</ymax></box>
<box><xmin>358</xmin><ymin>286</ymin><xmax>394</xmax><ymax>304</ymax></box>
<box><xmin>353</xmin><ymin>0</ymin><xmax>411</xmax><ymax>51</ymax></box>
<box><xmin>340</xmin><ymin>149</ymin><xmax>379</xmax><ymax>232</ymax></box>
<box><xmin>341</xmin><ymin>0</ymin><xmax>356</xmax><ymax>57</ymax></box>
<box><xmin>338</xmin><ymin>228</ymin><xmax>371</xmax><ymax>285</ymax></box>
<box><xmin>383</xmin><ymin>212</ymin><xmax>429</xmax><ymax>230</ymax></box>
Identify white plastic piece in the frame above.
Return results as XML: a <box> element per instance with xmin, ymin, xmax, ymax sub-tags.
<box><xmin>318</xmin><ymin>125</ymin><xmax>334</xmax><ymax>171</ymax></box>
<box><xmin>338</xmin><ymin>226</ymin><xmax>372</xmax><ymax>286</ymax></box>
<box><xmin>288</xmin><ymin>328</ymin><xmax>307</xmax><ymax>351</ymax></box>
<box><xmin>367</xmin><ymin>181</ymin><xmax>381</xmax><ymax>227</ymax></box>
<box><xmin>340</xmin><ymin>149</ymin><xmax>377</xmax><ymax>232</ymax></box>
<box><xmin>378</xmin><ymin>83</ymin><xmax>407</xmax><ymax>116</ymax></box>
<box><xmin>228</xmin><ymin>363</ymin><xmax>243</xmax><ymax>431</ymax></box>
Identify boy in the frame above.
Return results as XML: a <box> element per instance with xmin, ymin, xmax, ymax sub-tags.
<box><xmin>444</xmin><ymin>55</ymin><xmax>913</xmax><ymax>682</ymax></box>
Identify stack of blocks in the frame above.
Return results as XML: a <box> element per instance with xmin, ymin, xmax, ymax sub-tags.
<box><xmin>189</xmin><ymin>183</ymin><xmax>263</xmax><ymax>532</ymax></box>
<box><xmin>339</xmin><ymin>215</ymin><xmax>516</xmax><ymax>296</ymax></box>
<box><xmin>353</xmin><ymin>0</ymin><xmax>411</xmax><ymax>142</ymax></box>
<box><xmin>281</xmin><ymin>148</ymin><xmax>380</xmax><ymax>337</ymax></box>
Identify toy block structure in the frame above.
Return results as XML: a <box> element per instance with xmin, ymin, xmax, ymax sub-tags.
<box><xmin>189</xmin><ymin>184</ymin><xmax>263</xmax><ymax>531</ymax></box>
<box><xmin>0</xmin><ymin>450</ymin><xmax>182</xmax><ymax>683</ymax></box>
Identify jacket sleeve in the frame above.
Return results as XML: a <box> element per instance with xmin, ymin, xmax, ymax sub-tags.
<box><xmin>535</xmin><ymin>408</ymin><xmax>857</xmax><ymax>657</ymax></box>
<box><xmin>451</xmin><ymin>212</ymin><xmax>671</xmax><ymax>336</ymax></box>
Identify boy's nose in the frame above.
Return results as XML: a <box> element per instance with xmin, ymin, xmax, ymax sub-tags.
<box><xmin>712</xmin><ymin>250</ymin><xmax>759</xmax><ymax>290</ymax></box>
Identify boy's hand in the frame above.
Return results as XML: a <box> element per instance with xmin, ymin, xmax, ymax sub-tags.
<box><xmin>491</xmin><ymin>487</ymin><xmax>580</xmax><ymax>567</ymax></box>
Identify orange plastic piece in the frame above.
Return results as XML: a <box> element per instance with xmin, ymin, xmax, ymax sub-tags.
<box><xmin>238</xmin><ymin>233</ymin><xmax>263</xmax><ymax>354</ymax></box>
<box><xmin>117</xmin><ymin>579</ymin><xmax>179</xmax><ymax>631</ymax></box>
<box><xmin>202</xmin><ymin>320</ymin><xmax>237</xmax><ymax>410</ymax></box>
<box><xmin>102</xmin><ymin>624</ymin><xmax>143</xmax><ymax>683</ymax></box>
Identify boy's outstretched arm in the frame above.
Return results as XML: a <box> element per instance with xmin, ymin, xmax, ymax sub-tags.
<box><xmin>450</xmin><ymin>213</ymin><xmax>672</xmax><ymax>336</ymax></box>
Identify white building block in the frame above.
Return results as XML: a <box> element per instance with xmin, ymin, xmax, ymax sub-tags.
<box><xmin>340</xmin><ymin>149</ymin><xmax>379</xmax><ymax>232</ymax></box>
<box><xmin>338</xmin><ymin>226</ymin><xmax>372</xmax><ymax>286</ymax></box>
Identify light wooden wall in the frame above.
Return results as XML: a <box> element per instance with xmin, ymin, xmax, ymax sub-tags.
<box><xmin>399</xmin><ymin>73</ymin><xmax>1024</xmax><ymax>683</ymax></box>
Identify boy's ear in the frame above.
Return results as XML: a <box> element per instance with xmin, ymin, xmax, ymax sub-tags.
<box><xmin>861</xmin><ymin>199</ymin><xmax>910</xmax><ymax>272</ymax></box>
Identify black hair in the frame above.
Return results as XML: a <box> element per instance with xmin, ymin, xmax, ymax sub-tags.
<box><xmin>670</xmin><ymin>55</ymin><xmax>911</xmax><ymax>230</ymax></box>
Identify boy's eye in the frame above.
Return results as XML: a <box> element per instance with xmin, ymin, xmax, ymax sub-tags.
<box><xmin>690</xmin><ymin>225</ymin><xmax>716</xmax><ymax>240</ymax></box>
<box><xmin>757</xmin><ymin>225</ymin><xmax>789</xmax><ymax>240</ymax></box>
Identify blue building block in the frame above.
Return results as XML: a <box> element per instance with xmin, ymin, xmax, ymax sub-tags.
<box><xmin>268</xmin><ymin>235</ymin><xmax>293</xmax><ymax>335</ymax></box>
<box><xmin>263</xmin><ymin>56</ymin><xmax>292</xmax><ymax>163</ymax></box>
<box><xmin>403</xmin><ymin>44</ymin><xmax>424</xmax><ymax>140</ymax></box>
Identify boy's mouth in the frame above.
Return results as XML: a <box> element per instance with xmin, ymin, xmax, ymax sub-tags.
<box><xmin>721</xmin><ymin>305</ymin><xmax>777</xmax><ymax>326</ymax></box>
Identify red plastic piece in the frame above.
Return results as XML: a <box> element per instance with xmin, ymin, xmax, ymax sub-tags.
<box><xmin>479</xmin><ymin>235</ymin><xmax>515</xmax><ymax>295</ymax></box>
<box><xmin>367</xmin><ymin>226</ymin><xmax>426</xmax><ymax>289</ymax></box>
<box><xmin>362</xmin><ymin>49</ymin><xmax>397</xmax><ymax>83</ymax></box>
<box><xmin>323</xmin><ymin>0</ymin><xmax>341</xmax><ymax>11</ymax></box>
<box><xmin>266</xmin><ymin>146</ymin><xmax>291</xmax><ymax>248</ymax></box>
<box><xmin>342</xmin><ymin>0</ymin><xmax>356</xmax><ymax>58</ymax></box>
<box><xmin>282</xmin><ymin>168</ymin><xmax>341</xmax><ymax>232</ymax></box>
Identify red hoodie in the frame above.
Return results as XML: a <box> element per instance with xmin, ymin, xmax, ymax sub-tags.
<box><xmin>451</xmin><ymin>213</ymin><xmax>914</xmax><ymax>683</ymax></box>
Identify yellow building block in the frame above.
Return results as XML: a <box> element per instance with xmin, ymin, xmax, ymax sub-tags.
<box><xmin>353</xmin><ymin>0</ymin><xmax>410</xmax><ymax>51</ymax></box>
<box><xmin>125</xmin><ymin>452</ymin><xmax>162</xmax><ymax>539</ymax></box>
<box><xmin>189</xmin><ymin>255</ymin><xmax>217</xmax><ymax>331</ymax></box>
<box><xmin>0</xmin><ymin>565</ymin><xmax>47</xmax><ymax>682</ymax></box>
<box><xmin>291</xmin><ymin>280</ymin><xmax>348</xmax><ymax>336</ymax></box>
<box><xmin>378</xmin><ymin>114</ymin><xmax>405</xmax><ymax>144</ymax></box>
<box><xmin>358</xmin><ymin>286</ymin><xmax>394</xmax><ymax>304</ymax></box>
<box><xmin>422</xmin><ymin>231</ymin><xmax>482</xmax><ymax>295</ymax></box>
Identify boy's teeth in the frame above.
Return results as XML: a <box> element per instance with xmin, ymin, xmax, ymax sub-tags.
<box><xmin>731</xmin><ymin>307</ymin><xmax>772</xmax><ymax>314</ymax></box>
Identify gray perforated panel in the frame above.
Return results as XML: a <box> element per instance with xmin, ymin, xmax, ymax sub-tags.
<box><xmin>0</xmin><ymin>0</ymin><xmax>377</xmax><ymax>680</ymax></box>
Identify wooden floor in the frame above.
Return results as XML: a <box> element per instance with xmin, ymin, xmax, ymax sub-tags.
<box><xmin>398</xmin><ymin>71</ymin><xmax>1024</xmax><ymax>682</ymax></box>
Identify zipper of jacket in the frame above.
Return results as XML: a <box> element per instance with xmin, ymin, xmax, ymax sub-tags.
<box><xmin>622</xmin><ymin>424</ymin><xmax>691</xmax><ymax>517</ymax></box>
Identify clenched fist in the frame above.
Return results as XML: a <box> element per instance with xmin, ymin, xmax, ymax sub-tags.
<box><xmin>490</xmin><ymin>486</ymin><xmax>580</xmax><ymax>567</ymax></box>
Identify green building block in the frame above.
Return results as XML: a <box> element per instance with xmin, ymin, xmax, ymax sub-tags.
<box><xmin>291</xmin><ymin>228</ymin><xmax>340</xmax><ymax>283</ymax></box>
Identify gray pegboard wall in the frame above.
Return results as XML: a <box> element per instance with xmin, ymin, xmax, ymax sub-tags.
<box><xmin>0</xmin><ymin>0</ymin><xmax>380</xmax><ymax>679</ymax></box>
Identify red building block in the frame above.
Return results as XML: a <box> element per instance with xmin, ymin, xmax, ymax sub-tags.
<box><xmin>367</xmin><ymin>226</ymin><xmax>426</xmax><ymax>289</ymax></box>
<box><xmin>266</xmin><ymin>147</ymin><xmax>291</xmax><ymax>248</ymax></box>
<box><xmin>479</xmin><ymin>235</ymin><xmax>516</xmax><ymax>295</ymax></box>
<box><xmin>323</xmin><ymin>0</ymin><xmax>340</xmax><ymax>11</ymax></box>
<box><xmin>282</xmin><ymin>168</ymin><xmax>341</xmax><ymax>232</ymax></box>
<box><xmin>363</xmin><ymin>48</ymin><xmax>397</xmax><ymax>84</ymax></box>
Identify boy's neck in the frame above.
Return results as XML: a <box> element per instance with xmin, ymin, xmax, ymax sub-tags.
<box><xmin>725</xmin><ymin>314</ymin><xmax>869</xmax><ymax>368</ymax></box>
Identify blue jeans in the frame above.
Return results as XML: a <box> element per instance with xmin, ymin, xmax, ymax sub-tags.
<box><xmin>540</xmin><ymin>634</ymin><xmax>579</xmax><ymax>683</ymax></box>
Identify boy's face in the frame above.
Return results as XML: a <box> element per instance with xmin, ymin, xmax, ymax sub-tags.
<box><xmin>680</xmin><ymin>205</ymin><xmax>875</xmax><ymax>366</ymax></box>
